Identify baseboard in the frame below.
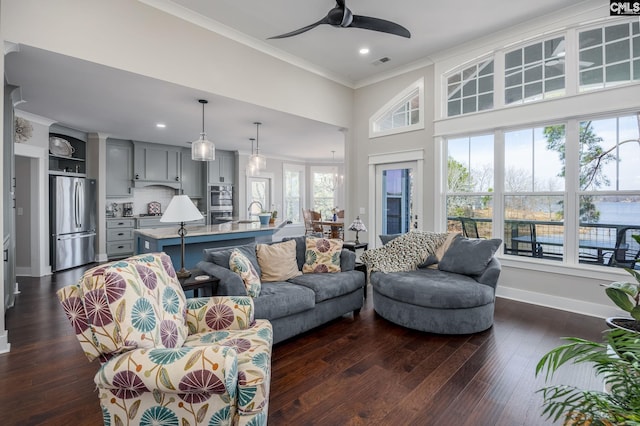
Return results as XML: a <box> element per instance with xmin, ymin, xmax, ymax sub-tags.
<box><xmin>0</xmin><ymin>331</ymin><xmax>10</xmax><ymax>354</ymax></box>
<box><xmin>496</xmin><ymin>286</ymin><xmax>625</xmax><ymax>319</ymax></box>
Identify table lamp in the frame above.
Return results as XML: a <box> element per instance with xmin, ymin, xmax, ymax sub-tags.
<box><xmin>348</xmin><ymin>216</ymin><xmax>367</xmax><ymax>245</ymax></box>
<box><xmin>160</xmin><ymin>195</ymin><xmax>204</xmax><ymax>278</ymax></box>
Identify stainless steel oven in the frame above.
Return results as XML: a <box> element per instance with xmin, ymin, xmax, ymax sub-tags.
<box><xmin>209</xmin><ymin>185</ymin><xmax>233</xmax><ymax>224</ymax></box>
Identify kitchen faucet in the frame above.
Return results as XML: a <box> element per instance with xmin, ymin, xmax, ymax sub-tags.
<box><xmin>247</xmin><ymin>201</ymin><xmax>263</xmax><ymax>219</ymax></box>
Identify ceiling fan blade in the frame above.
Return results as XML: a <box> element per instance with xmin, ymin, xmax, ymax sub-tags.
<box><xmin>268</xmin><ymin>17</ymin><xmax>329</xmax><ymax>39</ymax></box>
<box><xmin>351</xmin><ymin>15</ymin><xmax>411</xmax><ymax>38</ymax></box>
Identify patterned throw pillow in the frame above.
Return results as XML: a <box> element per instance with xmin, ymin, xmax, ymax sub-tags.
<box><xmin>303</xmin><ymin>237</ymin><xmax>343</xmax><ymax>273</ymax></box>
<box><xmin>229</xmin><ymin>249</ymin><xmax>261</xmax><ymax>297</ymax></box>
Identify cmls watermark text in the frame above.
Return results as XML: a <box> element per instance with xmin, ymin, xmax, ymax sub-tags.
<box><xmin>610</xmin><ymin>1</ymin><xmax>640</xmax><ymax>15</ymax></box>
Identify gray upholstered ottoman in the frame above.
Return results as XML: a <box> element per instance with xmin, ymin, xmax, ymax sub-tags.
<box><xmin>370</xmin><ymin>236</ymin><xmax>502</xmax><ymax>334</ymax></box>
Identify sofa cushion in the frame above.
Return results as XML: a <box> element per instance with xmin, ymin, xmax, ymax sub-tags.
<box><xmin>288</xmin><ymin>271</ymin><xmax>363</xmax><ymax>303</ymax></box>
<box><xmin>371</xmin><ymin>269</ymin><xmax>495</xmax><ymax>309</ymax></box>
<box><xmin>229</xmin><ymin>249</ymin><xmax>261</xmax><ymax>298</ymax></box>
<box><xmin>438</xmin><ymin>237</ymin><xmax>502</xmax><ymax>275</ymax></box>
<box><xmin>256</xmin><ymin>239</ymin><xmax>302</xmax><ymax>282</ymax></box>
<box><xmin>426</xmin><ymin>232</ymin><xmax>462</xmax><ymax>269</ymax></box>
<box><xmin>253</xmin><ymin>282</ymin><xmax>315</xmax><ymax>319</ymax></box>
<box><xmin>204</xmin><ymin>243</ymin><xmax>261</xmax><ymax>277</ymax></box>
<box><xmin>361</xmin><ymin>231</ymin><xmax>448</xmax><ymax>273</ymax></box>
<box><xmin>303</xmin><ymin>237</ymin><xmax>343</xmax><ymax>273</ymax></box>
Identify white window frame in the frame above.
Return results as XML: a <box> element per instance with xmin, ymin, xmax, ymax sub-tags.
<box><xmin>578</xmin><ymin>18</ymin><xmax>640</xmax><ymax>92</ymax></box>
<box><xmin>310</xmin><ymin>166</ymin><xmax>339</xmax><ymax>217</ymax></box>
<box><xmin>369</xmin><ymin>78</ymin><xmax>424</xmax><ymax>139</ymax></box>
<box><xmin>445</xmin><ymin>57</ymin><xmax>495</xmax><ymax>117</ymax></box>
<box><xmin>282</xmin><ymin>163</ymin><xmax>305</xmax><ymax>223</ymax></box>
<box><xmin>503</xmin><ymin>35</ymin><xmax>567</xmax><ymax>105</ymax></box>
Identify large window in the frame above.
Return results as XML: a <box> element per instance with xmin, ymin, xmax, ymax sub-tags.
<box><xmin>445</xmin><ymin>134</ymin><xmax>494</xmax><ymax>238</ymax></box>
<box><xmin>311</xmin><ymin>167</ymin><xmax>338</xmax><ymax>218</ymax></box>
<box><xmin>577</xmin><ymin>115</ymin><xmax>640</xmax><ymax>267</ymax></box>
<box><xmin>447</xmin><ymin>59</ymin><xmax>494</xmax><ymax>117</ymax></box>
<box><xmin>283</xmin><ymin>164</ymin><xmax>304</xmax><ymax>222</ymax></box>
<box><xmin>579</xmin><ymin>21</ymin><xmax>640</xmax><ymax>91</ymax></box>
<box><xmin>504</xmin><ymin>37</ymin><xmax>566</xmax><ymax>104</ymax></box>
<box><xmin>503</xmin><ymin>126</ymin><xmax>565</xmax><ymax>259</ymax></box>
<box><xmin>445</xmin><ymin>113</ymin><xmax>640</xmax><ymax>269</ymax></box>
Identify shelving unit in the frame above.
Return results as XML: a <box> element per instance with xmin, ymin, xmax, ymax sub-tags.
<box><xmin>48</xmin><ymin>132</ymin><xmax>87</xmax><ymax>176</ymax></box>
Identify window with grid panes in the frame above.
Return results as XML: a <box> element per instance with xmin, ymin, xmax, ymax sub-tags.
<box><xmin>447</xmin><ymin>59</ymin><xmax>494</xmax><ymax>117</ymax></box>
<box><xmin>504</xmin><ymin>36</ymin><xmax>566</xmax><ymax>105</ymax></box>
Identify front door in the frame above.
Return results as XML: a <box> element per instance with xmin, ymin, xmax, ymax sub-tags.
<box><xmin>375</xmin><ymin>161</ymin><xmax>419</xmax><ymax>241</ymax></box>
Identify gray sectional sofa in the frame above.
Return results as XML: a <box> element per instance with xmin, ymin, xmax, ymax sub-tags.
<box><xmin>369</xmin><ymin>234</ymin><xmax>502</xmax><ymax>334</ymax></box>
<box><xmin>197</xmin><ymin>236</ymin><xmax>365</xmax><ymax>344</ymax></box>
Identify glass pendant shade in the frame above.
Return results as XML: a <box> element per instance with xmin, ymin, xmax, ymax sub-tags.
<box><xmin>248</xmin><ymin>121</ymin><xmax>266</xmax><ymax>175</ymax></box>
<box><xmin>191</xmin><ymin>99</ymin><xmax>215</xmax><ymax>161</ymax></box>
<box><xmin>192</xmin><ymin>133</ymin><xmax>215</xmax><ymax>161</ymax></box>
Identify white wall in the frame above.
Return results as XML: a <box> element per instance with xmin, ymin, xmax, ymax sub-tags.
<box><xmin>1</xmin><ymin>0</ymin><xmax>353</xmax><ymax>130</ymax></box>
<box><xmin>350</xmin><ymin>0</ymin><xmax>634</xmax><ymax>319</ymax></box>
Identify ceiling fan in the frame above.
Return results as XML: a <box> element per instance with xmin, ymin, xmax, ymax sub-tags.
<box><xmin>268</xmin><ymin>0</ymin><xmax>411</xmax><ymax>40</ymax></box>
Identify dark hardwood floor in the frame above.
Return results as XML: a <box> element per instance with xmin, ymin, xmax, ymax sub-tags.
<box><xmin>1</xmin><ymin>265</ymin><xmax>605</xmax><ymax>425</ymax></box>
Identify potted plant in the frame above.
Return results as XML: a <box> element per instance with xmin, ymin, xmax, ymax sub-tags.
<box><xmin>269</xmin><ymin>210</ymin><xmax>278</xmax><ymax>225</ymax></box>
<box><xmin>258</xmin><ymin>210</ymin><xmax>271</xmax><ymax>225</ymax></box>
<box><xmin>602</xmin><ymin>235</ymin><xmax>640</xmax><ymax>333</ymax></box>
<box><xmin>535</xmin><ymin>327</ymin><xmax>640</xmax><ymax>425</ymax></box>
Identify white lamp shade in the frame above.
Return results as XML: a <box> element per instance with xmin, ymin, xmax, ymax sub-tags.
<box><xmin>160</xmin><ymin>195</ymin><xmax>204</xmax><ymax>223</ymax></box>
<box><xmin>192</xmin><ymin>133</ymin><xmax>215</xmax><ymax>161</ymax></box>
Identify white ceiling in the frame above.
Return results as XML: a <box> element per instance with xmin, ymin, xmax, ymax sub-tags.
<box><xmin>5</xmin><ymin>0</ymin><xmax>589</xmax><ymax>162</ymax></box>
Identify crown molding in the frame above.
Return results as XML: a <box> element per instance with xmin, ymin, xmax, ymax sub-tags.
<box><xmin>138</xmin><ymin>0</ymin><xmax>355</xmax><ymax>89</ymax></box>
<box><xmin>15</xmin><ymin>110</ymin><xmax>57</xmax><ymax>127</ymax></box>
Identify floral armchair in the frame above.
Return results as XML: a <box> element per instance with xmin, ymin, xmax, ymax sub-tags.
<box><xmin>57</xmin><ymin>252</ymin><xmax>272</xmax><ymax>426</ymax></box>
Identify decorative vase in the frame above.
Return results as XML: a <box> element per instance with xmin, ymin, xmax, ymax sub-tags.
<box><xmin>333</xmin><ymin>213</ymin><xmax>337</xmax><ymax>222</ymax></box>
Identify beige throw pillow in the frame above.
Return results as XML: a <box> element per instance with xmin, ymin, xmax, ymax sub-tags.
<box><xmin>427</xmin><ymin>232</ymin><xmax>462</xmax><ymax>269</ymax></box>
<box><xmin>256</xmin><ymin>239</ymin><xmax>302</xmax><ymax>282</ymax></box>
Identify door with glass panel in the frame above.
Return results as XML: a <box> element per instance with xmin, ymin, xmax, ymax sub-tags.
<box><xmin>375</xmin><ymin>162</ymin><xmax>418</xmax><ymax>240</ymax></box>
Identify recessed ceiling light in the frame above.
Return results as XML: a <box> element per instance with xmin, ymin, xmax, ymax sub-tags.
<box><xmin>156</xmin><ymin>123</ymin><xmax>166</xmax><ymax>128</ymax></box>
<box><xmin>359</xmin><ymin>48</ymin><xmax>370</xmax><ymax>55</ymax></box>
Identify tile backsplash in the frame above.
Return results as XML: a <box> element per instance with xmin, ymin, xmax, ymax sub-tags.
<box><xmin>108</xmin><ymin>186</ymin><xmax>201</xmax><ymax>216</ymax></box>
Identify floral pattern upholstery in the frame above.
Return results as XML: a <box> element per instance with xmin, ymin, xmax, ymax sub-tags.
<box><xmin>229</xmin><ymin>250</ymin><xmax>262</xmax><ymax>298</ymax></box>
<box><xmin>303</xmin><ymin>237</ymin><xmax>343</xmax><ymax>273</ymax></box>
<box><xmin>57</xmin><ymin>252</ymin><xmax>272</xmax><ymax>426</ymax></box>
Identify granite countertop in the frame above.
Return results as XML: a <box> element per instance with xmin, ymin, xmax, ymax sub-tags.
<box><xmin>134</xmin><ymin>221</ymin><xmax>283</xmax><ymax>239</ymax></box>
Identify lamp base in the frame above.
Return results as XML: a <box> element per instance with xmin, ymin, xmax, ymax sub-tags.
<box><xmin>176</xmin><ymin>268</ymin><xmax>191</xmax><ymax>279</ymax></box>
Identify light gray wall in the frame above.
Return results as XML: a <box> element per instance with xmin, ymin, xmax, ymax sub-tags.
<box><xmin>352</xmin><ymin>66</ymin><xmax>435</xmax><ymax>243</ymax></box>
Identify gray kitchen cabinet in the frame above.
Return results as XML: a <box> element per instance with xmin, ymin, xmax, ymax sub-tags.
<box><xmin>133</xmin><ymin>141</ymin><xmax>181</xmax><ymax>188</ymax></box>
<box><xmin>181</xmin><ymin>147</ymin><xmax>205</xmax><ymax>198</ymax></box>
<box><xmin>106</xmin><ymin>139</ymin><xmax>133</xmax><ymax>197</ymax></box>
<box><xmin>106</xmin><ymin>218</ymin><xmax>135</xmax><ymax>259</ymax></box>
<box><xmin>207</xmin><ymin>150</ymin><xmax>235</xmax><ymax>184</ymax></box>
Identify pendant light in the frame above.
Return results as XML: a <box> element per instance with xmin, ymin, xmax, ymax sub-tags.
<box><xmin>191</xmin><ymin>99</ymin><xmax>215</xmax><ymax>161</ymax></box>
<box><xmin>246</xmin><ymin>138</ymin><xmax>257</xmax><ymax>176</ymax></box>
<box><xmin>248</xmin><ymin>121</ymin><xmax>266</xmax><ymax>173</ymax></box>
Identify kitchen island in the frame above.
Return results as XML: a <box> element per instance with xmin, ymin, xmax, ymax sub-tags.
<box><xmin>134</xmin><ymin>221</ymin><xmax>280</xmax><ymax>272</ymax></box>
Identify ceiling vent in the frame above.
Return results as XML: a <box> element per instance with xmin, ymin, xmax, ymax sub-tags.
<box><xmin>372</xmin><ymin>57</ymin><xmax>390</xmax><ymax>66</ymax></box>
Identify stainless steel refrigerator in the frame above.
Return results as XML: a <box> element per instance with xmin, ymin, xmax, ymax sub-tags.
<box><xmin>50</xmin><ymin>176</ymin><xmax>96</xmax><ymax>271</ymax></box>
